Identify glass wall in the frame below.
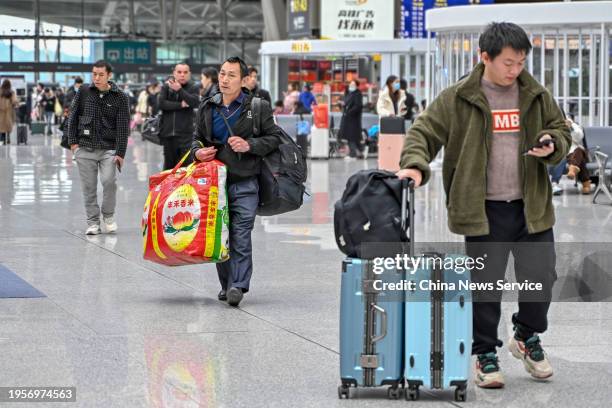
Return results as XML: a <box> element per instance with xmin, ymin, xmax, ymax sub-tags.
<box><xmin>432</xmin><ymin>26</ymin><xmax>611</xmax><ymax>126</ymax></box>
<box><xmin>156</xmin><ymin>43</ymin><xmax>222</xmax><ymax>65</ymax></box>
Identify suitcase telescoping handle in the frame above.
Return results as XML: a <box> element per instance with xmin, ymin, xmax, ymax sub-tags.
<box><xmin>401</xmin><ymin>178</ymin><xmax>416</xmax><ymax>258</ymax></box>
<box><xmin>370</xmin><ymin>303</ymin><xmax>388</xmax><ymax>343</ymax></box>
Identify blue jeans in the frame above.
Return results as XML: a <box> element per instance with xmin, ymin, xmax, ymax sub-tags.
<box><xmin>44</xmin><ymin>111</ymin><xmax>54</xmax><ymax>134</ymax></box>
<box><xmin>549</xmin><ymin>158</ymin><xmax>567</xmax><ymax>183</ymax></box>
<box><xmin>216</xmin><ymin>177</ymin><xmax>259</xmax><ymax>292</ymax></box>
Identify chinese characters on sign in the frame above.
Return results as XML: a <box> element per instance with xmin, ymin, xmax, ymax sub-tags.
<box><xmin>104</xmin><ymin>41</ymin><xmax>152</xmax><ymax>64</ymax></box>
<box><xmin>287</xmin><ymin>0</ymin><xmax>311</xmax><ymax>38</ymax></box>
<box><xmin>291</xmin><ymin>41</ymin><xmax>312</xmax><ymax>53</ymax></box>
<box><xmin>320</xmin><ymin>0</ymin><xmax>394</xmax><ymax>40</ymax></box>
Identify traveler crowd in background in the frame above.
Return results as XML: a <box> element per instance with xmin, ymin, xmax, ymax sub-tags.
<box><xmin>1</xmin><ymin>61</ymin><xmax>588</xmax><ymax>197</ymax></box>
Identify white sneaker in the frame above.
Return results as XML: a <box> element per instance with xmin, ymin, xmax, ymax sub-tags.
<box><xmin>102</xmin><ymin>216</ymin><xmax>118</xmax><ymax>234</ymax></box>
<box><xmin>86</xmin><ymin>224</ymin><xmax>101</xmax><ymax>235</ymax></box>
<box><xmin>508</xmin><ymin>335</ymin><xmax>553</xmax><ymax>380</ymax></box>
<box><xmin>343</xmin><ymin>156</ymin><xmax>356</xmax><ymax>161</ymax></box>
<box><xmin>552</xmin><ymin>183</ymin><xmax>563</xmax><ymax>196</ymax></box>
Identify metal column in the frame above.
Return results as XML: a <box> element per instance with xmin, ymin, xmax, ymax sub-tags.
<box><xmin>563</xmin><ymin>33</ymin><xmax>569</xmax><ymax>114</ymax></box>
<box><xmin>34</xmin><ymin>0</ymin><xmax>40</xmax><ymax>82</ymax></box>
<box><xmin>159</xmin><ymin>0</ymin><xmax>167</xmax><ymax>43</ymax></box>
<box><xmin>425</xmin><ymin>31</ymin><xmax>431</xmax><ymax>104</ymax></box>
<box><xmin>578</xmin><ymin>30</ymin><xmax>583</xmax><ymax>122</ymax></box>
<box><xmin>129</xmin><ymin>0</ymin><xmax>136</xmax><ymax>38</ymax></box>
<box><xmin>218</xmin><ymin>0</ymin><xmax>229</xmax><ymax>61</ymax></box>
<box><xmin>528</xmin><ymin>33</ymin><xmax>534</xmax><ymax>75</ymax></box>
<box><xmin>589</xmin><ymin>32</ymin><xmax>595</xmax><ymax>126</ymax></box>
<box><xmin>540</xmin><ymin>33</ymin><xmax>545</xmax><ymax>86</ymax></box>
<box><xmin>600</xmin><ymin>24</ymin><xmax>609</xmax><ymax>126</ymax></box>
<box><xmin>416</xmin><ymin>54</ymin><xmax>422</xmax><ymax>105</ymax></box>
<box><xmin>553</xmin><ymin>33</ymin><xmax>559</xmax><ymax>99</ymax></box>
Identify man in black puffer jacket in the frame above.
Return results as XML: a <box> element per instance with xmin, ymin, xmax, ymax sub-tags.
<box><xmin>159</xmin><ymin>62</ymin><xmax>200</xmax><ymax>169</ymax></box>
<box><xmin>191</xmin><ymin>56</ymin><xmax>283</xmax><ymax>307</ymax></box>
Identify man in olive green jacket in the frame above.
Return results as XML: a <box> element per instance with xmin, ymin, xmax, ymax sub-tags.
<box><xmin>398</xmin><ymin>23</ymin><xmax>570</xmax><ymax>389</ymax></box>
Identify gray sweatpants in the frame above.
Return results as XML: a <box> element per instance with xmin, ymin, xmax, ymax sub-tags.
<box><xmin>75</xmin><ymin>147</ymin><xmax>117</xmax><ymax>226</ymax></box>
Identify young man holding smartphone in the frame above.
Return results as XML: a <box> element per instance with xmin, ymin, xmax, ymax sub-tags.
<box><xmin>66</xmin><ymin>60</ymin><xmax>130</xmax><ymax>235</ymax></box>
<box><xmin>397</xmin><ymin>23</ymin><xmax>570</xmax><ymax>388</ymax></box>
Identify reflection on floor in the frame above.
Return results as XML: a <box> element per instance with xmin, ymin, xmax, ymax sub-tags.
<box><xmin>1</xmin><ymin>136</ymin><xmax>611</xmax><ymax>407</ymax></box>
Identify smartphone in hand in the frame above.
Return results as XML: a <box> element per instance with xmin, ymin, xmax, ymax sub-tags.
<box><xmin>523</xmin><ymin>139</ymin><xmax>554</xmax><ymax>155</ymax></box>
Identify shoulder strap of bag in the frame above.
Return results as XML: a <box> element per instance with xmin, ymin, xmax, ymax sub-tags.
<box><xmin>215</xmin><ymin>106</ymin><xmax>235</xmax><ymax>136</ymax></box>
<box><xmin>251</xmin><ymin>96</ymin><xmax>262</xmax><ymax>136</ymax></box>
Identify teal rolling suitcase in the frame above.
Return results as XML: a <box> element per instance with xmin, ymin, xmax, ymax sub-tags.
<box><xmin>404</xmin><ymin>253</ymin><xmax>472</xmax><ymax>402</ymax></box>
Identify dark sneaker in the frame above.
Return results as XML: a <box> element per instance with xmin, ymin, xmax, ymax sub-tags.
<box><xmin>509</xmin><ymin>335</ymin><xmax>553</xmax><ymax>379</ymax></box>
<box><xmin>217</xmin><ymin>289</ymin><xmax>227</xmax><ymax>301</ymax></box>
<box><xmin>474</xmin><ymin>352</ymin><xmax>505</xmax><ymax>388</ymax></box>
<box><xmin>227</xmin><ymin>287</ymin><xmax>243</xmax><ymax>307</ymax></box>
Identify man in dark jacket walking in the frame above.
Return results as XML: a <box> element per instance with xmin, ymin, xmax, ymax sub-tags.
<box><xmin>159</xmin><ymin>62</ymin><xmax>200</xmax><ymax>170</ymax></box>
<box><xmin>192</xmin><ymin>56</ymin><xmax>283</xmax><ymax>307</ymax></box>
<box><xmin>245</xmin><ymin>66</ymin><xmax>272</xmax><ymax>105</ymax></box>
<box><xmin>398</xmin><ymin>23</ymin><xmax>570</xmax><ymax>389</ymax></box>
<box><xmin>66</xmin><ymin>60</ymin><xmax>130</xmax><ymax>235</ymax></box>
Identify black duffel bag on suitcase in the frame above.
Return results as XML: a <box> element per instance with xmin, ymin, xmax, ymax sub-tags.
<box><xmin>334</xmin><ymin>169</ymin><xmax>411</xmax><ymax>259</ymax></box>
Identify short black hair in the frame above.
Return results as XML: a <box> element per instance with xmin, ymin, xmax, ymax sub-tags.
<box><xmin>173</xmin><ymin>61</ymin><xmax>190</xmax><ymax>71</ymax></box>
<box><xmin>221</xmin><ymin>56</ymin><xmax>248</xmax><ymax>79</ymax></box>
<box><xmin>247</xmin><ymin>66</ymin><xmax>258</xmax><ymax>75</ymax></box>
<box><xmin>479</xmin><ymin>22</ymin><xmax>532</xmax><ymax>60</ymax></box>
<box><xmin>74</xmin><ymin>76</ymin><xmax>83</xmax><ymax>84</ymax></box>
<box><xmin>201</xmin><ymin>67</ymin><xmax>218</xmax><ymax>83</ymax></box>
<box><xmin>399</xmin><ymin>79</ymin><xmax>407</xmax><ymax>90</ymax></box>
<box><xmin>274</xmin><ymin>100</ymin><xmax>283</xmax><ymax>107</ymax></box>
<box><xmin>93</xmin><ymin>59</ymin><xmax>113</xmax><ymax>73</ymax></box>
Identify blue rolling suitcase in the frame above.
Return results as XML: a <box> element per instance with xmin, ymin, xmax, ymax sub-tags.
<box><xmin>338</xmin><ymin>258</ymin><xmax>405</xmax><ymax>399</ymax></box>
<box><xmin>338</xmin><ymin>180</ymin><xmax>414</xmax><ymax>399</ymax></box>
<box><xmin>405</xmin><ymin>253</ymin><xmax>472</xmax><ymax>402</ymax></box>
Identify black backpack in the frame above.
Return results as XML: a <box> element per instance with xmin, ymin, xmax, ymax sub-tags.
<box><xmin>334</xmin><ymin>170</ymin><xmax>410</xmax><ymax>259</ymax></box>
<box><xmin>61</xmin><ymin>86</ymin><xmax>91</xmax><ymax>149</ymax></box>
<box><xmin>251</xmin><ymin>97</ymin><xmax>308</xmax><ymax>216</ymax></box>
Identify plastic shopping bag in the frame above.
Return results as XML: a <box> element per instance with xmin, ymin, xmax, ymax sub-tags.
<box><xmin>142</xmin><ymin>153</ymin><xmax>230</xmax><ymax>266</ymax></box>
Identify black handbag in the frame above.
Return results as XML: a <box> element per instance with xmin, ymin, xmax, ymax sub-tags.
<box><xmin>142</xmin><ymin>113</ymin><xmax>163</xmax><ymax>145</ymax></box>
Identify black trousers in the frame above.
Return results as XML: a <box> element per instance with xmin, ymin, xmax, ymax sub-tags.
<box><xmin>161</xmin><ymin>134</ymin><xmax>193</xmax><ymax>170</ymax></box>
<box><xmin>466</xmin><ymin>200</ymin><xmax>557</xmax><ymax>355</ymax></box>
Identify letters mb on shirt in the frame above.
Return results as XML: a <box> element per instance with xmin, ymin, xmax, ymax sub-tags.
<box><xmin>492</xmin><ymin>109</ymin><xmax>520</xmax><ymax>133</ymax></box>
